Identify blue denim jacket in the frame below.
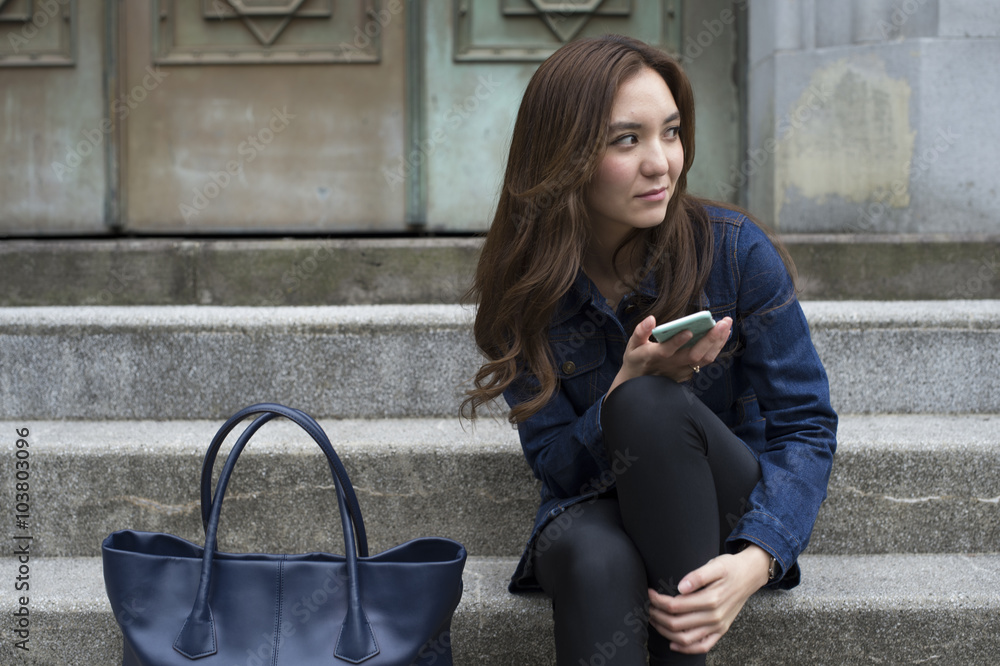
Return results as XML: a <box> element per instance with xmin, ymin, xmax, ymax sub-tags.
<box><xmin>504</xmin><ymin>205</ymin><xmax>838</xmax><ymax>592</ymax></box>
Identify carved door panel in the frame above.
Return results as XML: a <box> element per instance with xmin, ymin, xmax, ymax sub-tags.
<box><xmin>1</xmin><ymin>1</ymin><xmax>737</xmax><ymax>235</ymax></box>
<box><xmin>419</xmin><ymin>0</ymin><xmax>683</xmax><ymax>231</ymax></box>
<box><xmin>0</xmin><ymin>0</ymin><xmax>108</xmax><ymax>235</ymax></box>
<box><xmin>120</xmin><ymin>0</ymin><xmax>407</xmax><ymax>232</ymax></box>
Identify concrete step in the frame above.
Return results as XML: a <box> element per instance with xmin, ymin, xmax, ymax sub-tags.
<box><xmin>2</xmin><ymin>414</ymin><xmax>997</xmax><ymax>558</ymax></box>
<box><xmin>2</xmin><ymin>235</ymin><xmax>999</xmax><ymax>306</ymax></box>
<box><xmin>2</xmin><ymin>554</ymin><xmax>999</xmax><ymax>665</ymax></box>
<box><xmin>2</xmin><ymin>301</ymin><xmax>1000</xmax><ymax>420</ymax></box>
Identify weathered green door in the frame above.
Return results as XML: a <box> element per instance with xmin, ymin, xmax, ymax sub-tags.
<box><xmin>1</xmin><ymin>0</ymin><xmax>107</xmax><ymax>234</ymax></box>
<box><xmin>1</xmin><ymin>0</ymin><xmax>738</xmax><ymax>235</ymax></box>
<box><xmin>420</xmin><ymin>0</ymin><xmax>683</xmax><ymax>231</ymax></box>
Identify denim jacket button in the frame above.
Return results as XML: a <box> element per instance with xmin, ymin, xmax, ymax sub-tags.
<box><xmin>561</xmin><ymin>361</ymin><xmax>576</xmax><ymax>375</ymax></box>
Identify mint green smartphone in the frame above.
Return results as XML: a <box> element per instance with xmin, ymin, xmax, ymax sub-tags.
<box><xmin>650</xmin><ymin>310</ymin><xmax>716</xmax><ymax>347</ymax></box>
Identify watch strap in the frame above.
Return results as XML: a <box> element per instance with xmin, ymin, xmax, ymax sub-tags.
<box><xmin>738</xmin><ymin>540</ymin><xmax>778</xmax><ymax>582</ymax></box>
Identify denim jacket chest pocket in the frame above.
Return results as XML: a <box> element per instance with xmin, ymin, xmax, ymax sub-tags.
<box><xmin>549</xmin><ymin>324</ymin><xmax>608</xmax><ymax>409</ymax></box>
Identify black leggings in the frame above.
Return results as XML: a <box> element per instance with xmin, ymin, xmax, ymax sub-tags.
<box><xmin>533</xmin><ymin>376</ymin><xmax>762</xmax><ymax>665</ymax></box>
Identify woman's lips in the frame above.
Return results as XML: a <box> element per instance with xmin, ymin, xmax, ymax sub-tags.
<box><xmin>636</xmin><ymin>187</ymin><xmax>667</xmax><ymax>201</ymax></box>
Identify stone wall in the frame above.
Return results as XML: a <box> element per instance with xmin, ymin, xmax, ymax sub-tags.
<box><xmin>746</xmin><ymin>0</ymin><xmax>1000</xmax><ymax>233</ymax></box>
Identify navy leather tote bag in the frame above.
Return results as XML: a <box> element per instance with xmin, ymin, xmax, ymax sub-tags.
<box><xmin>102</xmin><ymin>403</ymin><xmax>467</xmax><ymax>665</ymax></box>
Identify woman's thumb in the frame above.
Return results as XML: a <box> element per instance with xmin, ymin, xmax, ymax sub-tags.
<box><xmin>630</xmin><ymin>315</ymin><xmax>656</xmax><ymax>345</ymax></box>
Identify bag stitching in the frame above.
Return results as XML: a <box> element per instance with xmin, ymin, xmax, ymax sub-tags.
<box><xmin>272</xmin><ymin>557</ymin><xmax>285</xmax><ymax>666</ymax></box>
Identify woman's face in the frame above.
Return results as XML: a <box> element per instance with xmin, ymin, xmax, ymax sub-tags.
<box><xmin>584</xmin><ymin>67</ymin><xmax>684</xmax><ymax>246</ymax></box>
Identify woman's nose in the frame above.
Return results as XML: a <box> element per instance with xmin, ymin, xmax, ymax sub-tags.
<box><xmin>641</xmin><ymin>141</ymin><xmax>670</xmax><ymax>177</ymax></box>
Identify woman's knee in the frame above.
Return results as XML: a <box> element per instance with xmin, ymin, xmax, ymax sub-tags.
<box><xmin>602</xmin><ymin>376</ymin><xmax>701</xmax><ymax>456</ymax></box>
<box><xmin>534</xmin><ymin>504</ymin><xmax>646</xmax><ymax>595</ymax></box>
<box><xmin>604</xmin><ymin>376</ymin><xmax>693</xmax><ymax>423</ymax></box>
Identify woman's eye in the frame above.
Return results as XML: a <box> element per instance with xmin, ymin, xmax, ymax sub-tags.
<box><xmin>611</xmin><ymin>134</ymin><xmax>638</xmax><ymax>146</ymax></box>
<box><xmin>665</xmin><ymin>126</ymin><xmax>681</xmax><ymax>139</ymax></box>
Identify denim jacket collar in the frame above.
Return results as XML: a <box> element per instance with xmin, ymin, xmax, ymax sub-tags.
<box><xmin>552</xmin><ymin>262</ymin><xmax>708</xmax><ymax>326</ymax></box>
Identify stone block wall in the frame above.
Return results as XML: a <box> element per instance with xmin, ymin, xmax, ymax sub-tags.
<box><xmin>745</xmin><ymin>0</ymin><xmax>1000</xmax><ymax>233</ymax></box>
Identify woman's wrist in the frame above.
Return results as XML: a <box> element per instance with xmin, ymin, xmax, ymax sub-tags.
<box><xmin>736</xmin><ymin>542</ymin><xmax>774</xmax><ymax>590</ymax></box>
<box><xmin>607</xmin><ymin>366</ymin><xmax>635</xmax><ymax>396</ymax></box>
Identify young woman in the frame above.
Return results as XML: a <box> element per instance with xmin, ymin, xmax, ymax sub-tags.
<box><xmin>464</xmin><ymin>35</ymin><xmax>837</xmax><ymax>665</ymax></box>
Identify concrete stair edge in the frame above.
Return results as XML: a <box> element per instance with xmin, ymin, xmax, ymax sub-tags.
<box><xmin>2</xmin><ymin>302</ymin><xmax>1000</xmax><ymax>419</ymax></box>
<box><xmin>2</xmin><ymin>299</ymin><xmax>1000</xmax><ymax>327</ymax></box>
<box><xmin>2</xmin><ymin>414</ymin><xmax>998</xmax><ymax>558</ymax></box>
<box><xmin>3</xmin><ymin>235</ymin><xmax>1000</xmax><ymax>305</ymax></box>
<box><xmin>2</xmin><ymin>554</ymin><xmax>999</xmax><ymax>665</ymax></box>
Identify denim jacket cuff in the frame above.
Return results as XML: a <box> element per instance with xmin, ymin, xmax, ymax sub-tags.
<box><xmin>582</xmin><ymin>396</ymin><xmax>609</xmax><ymax>468</ymax></box>
<box><xmin>727</xmin><ymin>509</ymin><xmax>803</xmax><ymax>587</ymax></box>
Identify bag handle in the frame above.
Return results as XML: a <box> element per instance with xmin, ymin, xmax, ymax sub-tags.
<box><xmin>173</xmin><ymin>404</ymin><xmax>380</xmax><ymax>663</ymax></box>
<box><xmin>197</xmin><ymin>404</ymin><xmax>369</xmax><ymax>557</ymax></box>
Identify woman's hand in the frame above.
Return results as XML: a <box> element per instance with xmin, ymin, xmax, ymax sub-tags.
<box><xmin>647</xmin><ymin>544</ymin><xmax>772</xmax><ymax>654</ymax></box>
<box><xmin>607</xmin><ymin>315</ymin><xmax>732</xmax><ymax>394</ymax></box>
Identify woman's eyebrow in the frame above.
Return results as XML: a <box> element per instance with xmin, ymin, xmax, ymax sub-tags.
<box><xmin>609</xmin><ymin>121</ymin><xmax>642</xmax><ymax>132</ymax></box>
<box><xmin>608</xmin><ymin>112</ymin><xmax>680</xmax><ymax>133</ymax></box>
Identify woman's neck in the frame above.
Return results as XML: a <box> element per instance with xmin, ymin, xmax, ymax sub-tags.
<box><xmin>582</xmin><ymin>234</ymin><xmax>640</xmax><ymax>309</ymax></box>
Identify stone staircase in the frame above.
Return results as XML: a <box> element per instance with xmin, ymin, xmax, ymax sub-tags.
<box><xmin>2</xmin><ymin>241</ymin><xmax>1000</xmax><ymax>665</ymax></box>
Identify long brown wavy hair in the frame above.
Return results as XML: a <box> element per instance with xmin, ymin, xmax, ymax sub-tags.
<box><xmin>463</xmin><ymin>34</ymin><xmax>786</xmax><ymax>424</ymax></box>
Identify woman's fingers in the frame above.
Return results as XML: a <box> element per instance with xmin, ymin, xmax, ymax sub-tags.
<box><xmin>645</xmin><ymin>554</ymin><xmax>758</xmax><ymax>654</ymax></box>
<box><xmin>618</xmin><ymin>315</ymin><xmax>731</xmax><ymax>384</ymax></box>
<box><xmin>670</xmin><ymin>632</ymin><xmax>722</xmax><ymax>655</ymax></box>
<box><xmin>648</xmin><ymin>604</ymin><xmax>721</xmax><ymax>654</ymax></box>
<box><xmin>688</xmin><ymin>317</ymin><xmax>732</xmax><ymax>366</ymax></box>
<box><xmin>627</xmin><ymin>315</ymin><xmax>657</xmax><ymax>351</ymax></box>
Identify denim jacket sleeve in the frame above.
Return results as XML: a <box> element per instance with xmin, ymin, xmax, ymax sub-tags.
<box><xmin>503</xmin><ymin>365</ymin><xmax>611</xmax><ymax>501</ymax></box>
<box><xmin>721</xmin><ymin>219</ymin><xmax>838</xmax><ymax>587</ymax></box>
